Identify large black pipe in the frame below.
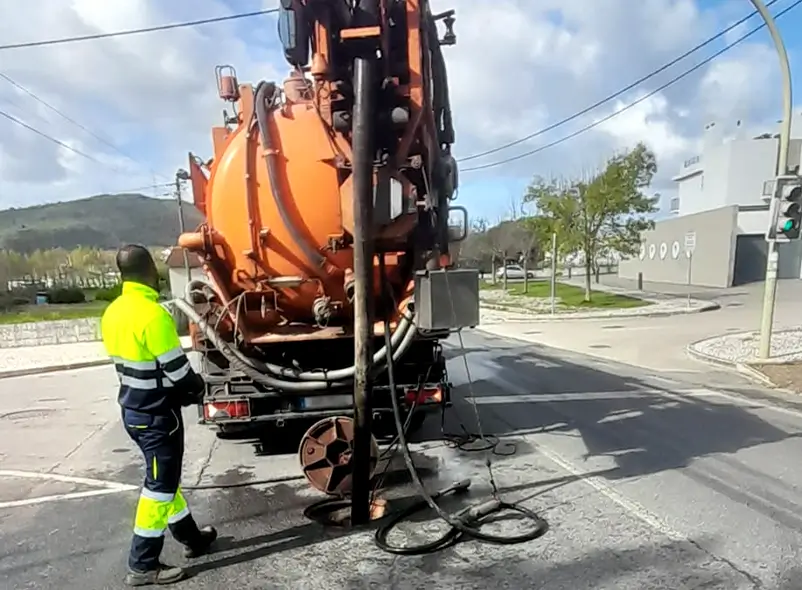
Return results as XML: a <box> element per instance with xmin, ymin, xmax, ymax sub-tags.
<box><xmin>254</xmin><ymin>80</ymin><xmax>329</xmax><ymax>278</ymax></box>
<box><xmin>350</xmin><ymin>55</ymin><xmax>377</xmax><ymax>526</ymax></box>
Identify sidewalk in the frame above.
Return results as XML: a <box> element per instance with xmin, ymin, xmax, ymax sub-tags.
<box><xmin>0</xmin><ymin>336</ymin><xmax>194</xmax><ymax>379</ymax></box>
<box><xmin>480</xmin><ymin>280</ymin><xmax>720</xmax><ymax>323</ymax></box>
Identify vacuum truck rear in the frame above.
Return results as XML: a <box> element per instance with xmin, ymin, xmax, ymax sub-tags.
<box><xmin>171</xmin><ymin>0</ymin><xmax>479</xmax><ymax>496</ymax></box>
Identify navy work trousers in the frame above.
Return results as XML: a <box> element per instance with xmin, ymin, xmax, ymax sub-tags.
<box><xmin>122</xmin><ymin>407</ymin><xmax>202</xmax><ymax>571</ymax></box>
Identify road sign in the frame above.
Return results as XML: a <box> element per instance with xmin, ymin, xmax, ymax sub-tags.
<box><xmin>684</xmin><ymin>232</ymin><xmax>696</xmax><ymax>253</ymax></box>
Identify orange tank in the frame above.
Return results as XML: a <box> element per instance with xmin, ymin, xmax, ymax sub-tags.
<box><xmin>178</xmin><ymin>0</ymin><xmax>464</xmax><ymax>346</ymax></box>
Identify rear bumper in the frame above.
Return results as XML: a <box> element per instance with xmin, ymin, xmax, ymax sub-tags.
<box><xmin>197</xmin><ymin>383</ymin><xmax>451</xmax><ymax>426</ymax></box>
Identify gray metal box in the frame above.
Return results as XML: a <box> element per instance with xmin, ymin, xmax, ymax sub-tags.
<box><xmin>414</xmin><ymin>268</ymin><xmax>480</xmax><ymax>331</ymax></box>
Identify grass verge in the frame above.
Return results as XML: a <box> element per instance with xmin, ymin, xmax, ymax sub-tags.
<box><xmin>0</xmin><ymin>301</ymin><xmax>108</xmax><ymax>325</ymax></box>
<box><xmin>480</xmin><ymin>280</ymin><xmax>650</xmax><ymax>309</ymax></box>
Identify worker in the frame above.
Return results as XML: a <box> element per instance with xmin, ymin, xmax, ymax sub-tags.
<box><xmin>101</xmin><ymin>244</ymin><xmax>217</xmax><ymax>586</ymax></box>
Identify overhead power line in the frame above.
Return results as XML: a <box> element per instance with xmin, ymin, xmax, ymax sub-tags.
<box><xmin>0</xmin><ymin>8</ymin><xmax>280</xmax><ymax>51</ymax></box>
<box><xmin>461</xmin><ymin>0</ymin><xmax>802</xmax><ymax>173</ymax></box>
<box><xmin>0</xmin><ymin>108</ymin><xmax>115</xmax><ymax>168</ymax></box>
<box><xmin>458</xmin><ymin>0</ymin><xmax>781</xmax><ymax>163</ymax></box>
<box><xmin>0</xmin><ymin>72</ymin><xmax>168</xmax><ymax>181</ymax></box>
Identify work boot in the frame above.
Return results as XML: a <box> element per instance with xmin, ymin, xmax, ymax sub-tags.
<box><xmin>184</xmin><ymin>525</ymin><xmax>218</xmax><ymax>558</ymax></box>
<box><xmin>124</xmin><ymin>563</ymin><xmax>186</xmax><ymax>586</ymax></box>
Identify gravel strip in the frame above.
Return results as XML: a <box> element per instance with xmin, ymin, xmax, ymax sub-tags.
<box><xmin>689</xmin><ymin>328</ymin><xmax>802</xmax><ymax>365</ymax></box>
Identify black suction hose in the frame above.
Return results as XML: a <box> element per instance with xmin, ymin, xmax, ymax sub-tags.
<box><xmin>171</xmin><ymin>293</ymin><xmax>417</xmax><ymax>392</ymax></box>
<box><xmin>178</xmin><ymin>280</ymin><xmax>417</xmax><ymax>384</ymax></box>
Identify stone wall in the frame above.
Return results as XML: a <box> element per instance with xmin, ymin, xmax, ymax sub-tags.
<box><xmin>0</xmin><ymin>318</ymin><xmax>102</xmax><ymax>348</ymax></box>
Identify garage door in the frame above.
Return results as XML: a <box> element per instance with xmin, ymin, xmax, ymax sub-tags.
<box><xmin>733</xmin><ymin>234</ymin><xmax>801</xmax><ymax>286</ymax></box>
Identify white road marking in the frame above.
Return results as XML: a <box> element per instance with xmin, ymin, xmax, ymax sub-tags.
<box><xmin>0</xmin><ymin>469</ymin><xmax>136</xmax><ymax>491</ymax></box>
<box><xmin>534</xmin><ymin>441</ymin><xmax>689</xmax><ymax>541</ymax></box>
<box><xmin>0</xmin><ymin>488</ymin><xmax>136</xmax><ymax>509</ymax></box>
<box><xmin>467</xmin><ymin>388</ymin><xmax>719</xmax><ymax>404</ymax></box>
<box><xmin>469</xmin><ymin>386</ymin><xmax>802</xmax><ymax>421</ymax></box>
<box><xmin>0</xmin><ymin>469</ymin><xmax>138</xmax><ymax>509</ymax></box>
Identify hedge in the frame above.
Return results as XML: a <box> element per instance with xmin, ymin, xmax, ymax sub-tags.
<box><xmin>47</xmin><ymin>287</ymin><xmax>86</xmax><ymax>304</ymax></box>
<box><xmin>94</xmin><ymin>284</ymin><xmax>123</xmax><ymax>301</ymax></box>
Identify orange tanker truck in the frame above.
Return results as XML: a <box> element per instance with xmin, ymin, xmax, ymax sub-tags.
<box><xmin>170</xmin><ymin>0</ymin><xmax>478</xmax><ymax>494</ymax></box>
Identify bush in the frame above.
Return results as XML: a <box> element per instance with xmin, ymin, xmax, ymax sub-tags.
<box><xmin>94</xmin><ymin>283</ymin><xmax>123</xmax><ymax>302</ymax></box>
<box><xmin>47</xmin><ymin>287</ymin><xmax>86</xmax><ymax>304</ymax></box>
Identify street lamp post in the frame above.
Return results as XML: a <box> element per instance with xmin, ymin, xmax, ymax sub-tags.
<box><xmin>752</xmin><ymin>0</ymin><xmax>793</xmax><ymax>359</ymax></box>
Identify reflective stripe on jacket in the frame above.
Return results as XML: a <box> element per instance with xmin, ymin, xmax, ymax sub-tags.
<box><xmin>101</xmin><ymin>281</ymin><xmax>203</xmax><ymax>413</ymax></box>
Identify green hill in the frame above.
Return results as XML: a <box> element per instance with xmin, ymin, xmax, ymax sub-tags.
<box><xmin>0</xmin><ymin>194</ymin><xmax>205</xmax><ymax>253</ymax></box>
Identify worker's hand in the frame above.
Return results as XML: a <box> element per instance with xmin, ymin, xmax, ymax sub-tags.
<box><xmin>180</xmin><ymin>390</ymin><xmax>204</xmax><ymax>407</ymax></box>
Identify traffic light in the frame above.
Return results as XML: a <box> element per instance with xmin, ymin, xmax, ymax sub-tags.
<box><xmin>769</xmin><ymin>175</ymin><xmax>802</xmax><ymax>241</ymax></box>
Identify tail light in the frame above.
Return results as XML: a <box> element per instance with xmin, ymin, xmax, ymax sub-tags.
<box><xmin>404</xmin><ymin>386</ymin><xmax>443</xmax><ymax>405</ymax></box>
<box><xmin>203</xmin><ymin>400</ymin><xmax>251</xmax><ymax>420</ymax></box>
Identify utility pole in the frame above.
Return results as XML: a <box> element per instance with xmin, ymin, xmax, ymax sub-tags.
<box><xmin>175</xmin><ymin>169</ymin><xmax>192</xmax><ymax>281</ymax></box>
<box><xmin>754</xmin><ymin>0</ymin><xmax>793</xmax><ymax>359</ymax></box>
<box><xmin>349</xmin><ymin>55</ymin><xmax>377</xmax><ymax>526</ymax></box>
<box><xmin>549</xmin><ymin>232</ymin><xmax>557</xmax><ymax>314</ymax></box>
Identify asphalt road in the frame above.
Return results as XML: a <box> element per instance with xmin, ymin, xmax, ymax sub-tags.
<box><xmin>3</xmin><ymin>330</ymin><xmax>802</xmax><ymax>589</ymax></box>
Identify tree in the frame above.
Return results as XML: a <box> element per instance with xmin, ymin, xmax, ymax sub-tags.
<box><xmin>460</xmin><ymin>217</ymin><xmax>493</xmax><ymax>272</ymax></box>
<box><xmin>524</xmin><ymin>142</ymin><xmax>659</xmax><ymax>302</ymax></box>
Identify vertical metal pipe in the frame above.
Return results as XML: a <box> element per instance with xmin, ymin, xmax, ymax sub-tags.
<box><xmin>752</xmin><ymin>0</ymin><xmax>792</xmax><ymax>359</ymax></box>
<box><xmin>350</xmin><ymin>56</ymin><xmax>376</xmax><ymax>526</ymax></box>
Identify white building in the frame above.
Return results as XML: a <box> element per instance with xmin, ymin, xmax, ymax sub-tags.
<box><xmin>619</xmin><ymin>116</ymin><xmax>802</xmax><ymax>287</ymax></box>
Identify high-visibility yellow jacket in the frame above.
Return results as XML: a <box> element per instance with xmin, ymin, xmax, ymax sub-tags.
<box><xmin>100</xmin><ymin>281</ymin><xmax>204</xmax><ymax>413</ymax></box>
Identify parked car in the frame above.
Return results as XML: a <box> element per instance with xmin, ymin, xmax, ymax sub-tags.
<box><xmin>495</xmin><ymin>264</ymin><xmax>534</xmax><ymax>280</ymax></box>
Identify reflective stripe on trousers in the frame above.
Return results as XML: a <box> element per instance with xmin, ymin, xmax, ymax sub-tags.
<box><xmin>123</xmin><ymin>408</ymin><xmax>202</xmax><ymax>571</ymax></box>
<box><xmin>133</xmin><ymin>487</ymin><xmax>191</xmax><ymax>538</ymax></box>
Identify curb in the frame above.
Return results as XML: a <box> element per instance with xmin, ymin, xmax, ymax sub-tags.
<box><xmin>685</xmin><ymin>342</ymin><xmax>796</xmax><ymax>391</ymax></box>
<box><xmin>684</xmin><ymin>342</ymin><xmax>737</xmax><ymax>369</ymax></box>
<box><xmin>686</xmin><ymin>328</ymin><xmax>802</xmax><ymax>366</ymax></box>
<box><xmin>480</xmin><ymin>301</ymin><xmax>720</xmax><ymax>322</ymax></box>
<box><xmin>0</xmin><ymin>345</ymin><xmax>195</xmax><ymax>380</ymax></box>
<box><xmin>0</xmin><ymin>358</ymin><xmax>113</xmax><ymax>380</ymax></box>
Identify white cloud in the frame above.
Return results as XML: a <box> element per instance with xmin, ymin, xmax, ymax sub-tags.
<box><xmin>0</xmin><ymin>0</ymin><xmax>792</xmax><ymax>219</ymax></box>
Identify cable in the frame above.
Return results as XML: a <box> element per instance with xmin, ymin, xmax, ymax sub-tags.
<box><xmin>0</xmin><ymin>9</ymin><xmax>280</xmax><ymax>51</ymax></box>
<box><xmin>0</xmin><ymin>72</ymin><xmax>169</xmax><ymax>181</ymax></box>
<box><xmin>461</xmin><ymin>0</ymin><xmax>802</xmax><ymax>173</ymax></box>
<box><xmin>457</xmin><ymin>0</ymin><xmax>780</xmax><ymax>163</ymax></box>
<box><xmin>183</xmin><ymin>474</ymin><xmax>304</xmax><ymax>490</ymax></box>
<box><xmin>0</xmin><ymin>108</ymin><xmax>123</xmax><ymax>170</ymax></box>
<box><xmin>371</xmin><ymin>255</ymin><xmax>548</xmax><ymax>554</ymax></box>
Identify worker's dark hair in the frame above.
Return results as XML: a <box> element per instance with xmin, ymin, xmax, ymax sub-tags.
<box><xmin>116</xmin><ymin>244</ymin><xmax>158</xmax><ymax>283</ymax></box>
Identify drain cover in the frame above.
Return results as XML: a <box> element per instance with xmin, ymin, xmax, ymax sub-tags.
<box><xmin>589</xmin><ymin>344</ymin><xmax>611</xmax><ymax>349</ymax></box>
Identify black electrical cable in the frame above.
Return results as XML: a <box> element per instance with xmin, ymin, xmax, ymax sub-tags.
<box><xmin>456</xmin><ymin>0</ymin><xmax>780</xmax><ymax>163</ymax></box>
<box><xmin>371</xmin><ymin>255</ymin><xmax>549</xmax><ymax>555</ymax></box>
<box><xmin>183</xmin><ymin>474</ymin><xmax>305</xmax><ymax>491</ymax></box>
<box><xmin>0</xmin><ymin>8</ymin><xmax>281</xmax><ymax>51</ymax></box>
<box><xmin>461</xmin><ymin>0</ymin><xmax>802</xmax><ymax>173</ymax></box>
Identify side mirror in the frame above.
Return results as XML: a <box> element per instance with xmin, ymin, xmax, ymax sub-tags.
<box><xmin>447</xmin><ymin>206</ymin><xmax>468</xmax><ymax>242</ymax></box>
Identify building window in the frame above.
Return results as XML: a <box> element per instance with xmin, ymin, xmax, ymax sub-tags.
<box><xmin>669</xmin><ymin>197</ymin><xmax>680</xmax><ymax>213</ymax></box>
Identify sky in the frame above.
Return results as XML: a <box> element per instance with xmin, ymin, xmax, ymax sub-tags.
<box><xmin>1</xmin><ymin>0</ymin><xmax>802</xmax><ymax>225</ymax></box>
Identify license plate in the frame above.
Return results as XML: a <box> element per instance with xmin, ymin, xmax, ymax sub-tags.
<box><xmin>299</xmin><ymin>395</ymin><xmax>352</xmax><ymax>410</ymax></box>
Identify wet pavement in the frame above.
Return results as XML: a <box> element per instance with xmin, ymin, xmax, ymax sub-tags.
<box><xmin>3</xmin><ymin>330</ymin><xmax>802</xmax><ymax>588</ymax></box>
